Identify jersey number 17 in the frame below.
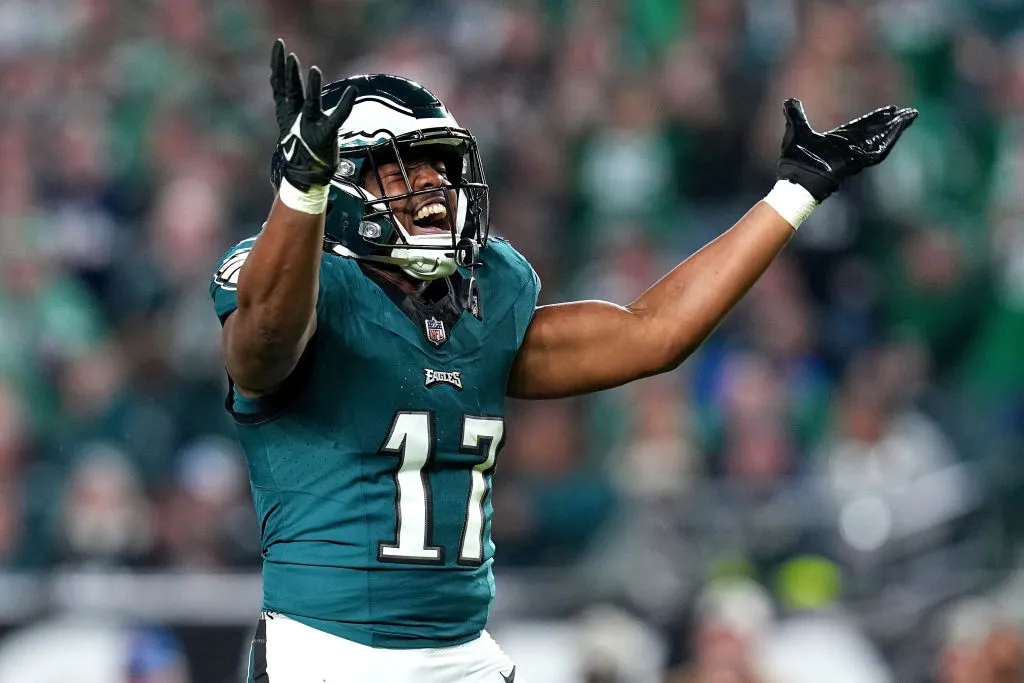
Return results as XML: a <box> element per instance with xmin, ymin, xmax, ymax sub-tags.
<box><xmin>378</xmin><ymin>412</ymin><xmax>504</xmax><ymax>566</ymax></box>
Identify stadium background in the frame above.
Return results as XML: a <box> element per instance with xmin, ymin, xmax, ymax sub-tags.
<box><xmin>1</xmin><ymin>0</ymin><xmax>1023</xmax><ymax>680</ymax></box>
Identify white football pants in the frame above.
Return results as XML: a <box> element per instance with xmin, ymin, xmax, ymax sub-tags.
<box><xmin>248</xmin><ymin>613</ymin><xmax>521</xmax><ymax>683</ymax></box>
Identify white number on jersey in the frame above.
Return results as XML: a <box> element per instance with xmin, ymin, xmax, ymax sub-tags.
<box><xmin>458</xmin><ymin>417</ymin><xmax>503</xmax><ymax>564</ymax></box>
<box><xmin>378</xmin><ymin>412</ymin><xmax>443</xmax><ymax>563</ymax></box>
<box><xmin>377</xmin><ymin>412</ymin><xmax>504</xmax><ymax>565</ymax></box>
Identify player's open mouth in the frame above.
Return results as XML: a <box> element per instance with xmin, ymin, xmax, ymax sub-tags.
<box><xmin>412</xmin><ymin>201</ymin><xmax>449</xmax><ymax>232</ymax></box>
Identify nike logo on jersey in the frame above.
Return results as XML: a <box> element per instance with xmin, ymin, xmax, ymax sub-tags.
<box><xmin>500</xmin><ymin>667</ymin><xmax>516</xmax><ymax>683</ymax></box>
<box><xmin>423</xmin><ymin>369</ymin><xmax>462</xmax><ymax>390</ymax></box>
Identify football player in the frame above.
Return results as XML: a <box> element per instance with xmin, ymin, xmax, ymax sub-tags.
<box><xmin>212</xmin><ymin>40</ymin><xmax>917</xmax><ymax>683</ymax></box>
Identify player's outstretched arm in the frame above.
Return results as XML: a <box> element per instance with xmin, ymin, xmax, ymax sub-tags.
<box><xmin>223</xmin><ymin>40</ymin><xmax>355</xmax><ymax>395</ymax></box>
<box><xmin>507</xmin><ymin>100</ymin><xmax>917</xmax><ymax>400</ymax></box>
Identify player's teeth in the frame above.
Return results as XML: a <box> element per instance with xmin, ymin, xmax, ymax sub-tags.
<box><xmin>414</xmin><ymin>203</ymin><xmax>447</xmax><ymax>222</ymax></box>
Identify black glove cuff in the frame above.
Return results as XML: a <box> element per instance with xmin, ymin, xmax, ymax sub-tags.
<box><xmin>777</xmin><ymin>161</ymin><xmax>838</xmax><ymax>202</ymax></box>
<box><xmin>282</xmin><ymin>167</ymin><xmax>333</xmax><ymax>193</ymax></box>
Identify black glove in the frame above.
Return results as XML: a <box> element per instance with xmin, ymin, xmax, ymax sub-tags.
<box><xmin>270</xmin><ymin>39</ymin><xmax>357</xmax><ymax>192</ymax></box>
<box><xmin>777</xmin><ymin>99</ymin><xmax>918</xmax><ymax>201</ymax></box>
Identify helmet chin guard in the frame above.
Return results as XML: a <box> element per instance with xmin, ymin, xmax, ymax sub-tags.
<box><xmin>390</xmin><ymin>239</ymin><xmax>459</xmax><ymax>280</ymax></box>
<box><xmin>375</xmin><ymin>202</ymin><xmax>459</xmax><ymax>280</ymax></box>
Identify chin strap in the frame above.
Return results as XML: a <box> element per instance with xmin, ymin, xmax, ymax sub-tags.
<box><xmin>462</xmin><ymin>272</ymin><xmax>482</xmax><ymax>319</ymax></box>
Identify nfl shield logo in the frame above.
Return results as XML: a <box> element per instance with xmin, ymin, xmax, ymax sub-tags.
<box><xmin>425</xmin><ymin>317</ymin><xmax>446</xmax><ymax>345</ymax></box>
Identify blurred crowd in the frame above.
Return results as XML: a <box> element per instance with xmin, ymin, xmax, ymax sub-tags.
<box><xmin>1</xmin><ymin>0</ymin><xmax>1024</xmax><ymax>681</ymax></box>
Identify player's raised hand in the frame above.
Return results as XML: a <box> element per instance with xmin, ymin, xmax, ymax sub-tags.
<box><xmin>270</xmin><ymin>39</ymin><xmax>357</xmax><ymax>192</ymax></box>
<box><xmin>776</xmin><ymin>98</ymin><xmax>918</xmax><ymax>201</ymax></box>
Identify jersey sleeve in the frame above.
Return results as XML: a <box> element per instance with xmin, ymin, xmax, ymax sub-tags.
<box><xmin>209</xmin><ymin>236</ymin><xmax>336</xmax><ymax>326</ymax></box>
<box><xmin>210</xmin><ymin>236</ymin><xmax>257</xmax><ymax>325</ymax></box>
<box><xmin>513</xmin><ymin>263</ymin><xmax>540</xmax><ymax>350</ymax></box>
<box><xmin>210</xmin><ymin>236</ymin><xmax>340</xmax><ymax>425</ymax></box>
<box><xmin>488</xmin><ymin>237</ymin><xmax>541</xmax><ymax>351</ymax></box>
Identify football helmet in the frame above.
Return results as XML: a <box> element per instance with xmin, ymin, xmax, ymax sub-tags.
<box><xmin>271</xmin><ymin>75</ymin><xmax>489</xmax><ymax>280</ymax></box>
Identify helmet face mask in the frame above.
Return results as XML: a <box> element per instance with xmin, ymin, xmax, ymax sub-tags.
<box><xmin>272</xmin><ymin>75</ymin><xmax>490</xmax><ymax>280</ymax></box>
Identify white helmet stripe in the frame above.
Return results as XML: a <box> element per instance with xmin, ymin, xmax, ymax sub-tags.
<box><xmin>338</xmin><ymin>101</ymin><xmax>462</xmax><ymax>148</ymax></box>
<box><xmin>353</xmin><ymin>94</ymin><xmax>414</xmax><ymax>116</ymax></box>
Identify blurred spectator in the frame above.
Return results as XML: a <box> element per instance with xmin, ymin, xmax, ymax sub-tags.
<box><xmin>933</xmin><ymin>597</ymin><xmax>1024</xmax><ymax>683</ymax></box>
<box><xmin>127</xmin><ymin>626</ymin><xmax>192</xmax><ymax>683</ymax></box>
<box><xmin>492</xmin><ymin>400</ymin><xmax>616</xmax><ymax>567</ymax></box>
<box><xmin>666</xmin><ymin>577</ymin><xmax>774</xmax><ymax>683</ymax></box>
<box><xmin>152</xmin><ymin>436</ymin><xmax>258</xmax><ymax>569</ymax></box>
<box><xmin>57</xmin><ymin>443</ymin><xmax>155</xmax><ymax>567</ymax></box>
<box><xmin>577</xmin><ymin>604</ymin><xmax>666</xmax><ymax>683</ymax></box>
<box><xmin>0</xmin><ymin>617</ymin><xmax>190</xmax><ymax>683</ymax></box>
<box><xmin>756</xmin><ymin>609</ymin><xmax>896</xmax><ymax>683</ymax></box>
<box><xmin>815</xmin><ymin>343</ymin><xmax>976</xmax><ymax>564</ymax></box>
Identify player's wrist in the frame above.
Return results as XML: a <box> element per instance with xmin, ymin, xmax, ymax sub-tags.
<box><xmin>763</xmin><ymin>179</ymin><xmax>818</xmax><ymax>230</ymax></box>
<box><xmin>279</xmin><ymin>177</ymin><xmax>329</xmax><ymax>215</ymax></box>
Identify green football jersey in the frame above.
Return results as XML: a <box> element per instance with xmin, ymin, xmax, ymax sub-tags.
<box><xmin>209</xmin><ymin>236</ymin><xmax>540</xmax><ymax>648</ymax></box>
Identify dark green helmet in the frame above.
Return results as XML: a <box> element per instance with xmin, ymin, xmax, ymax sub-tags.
<box><xmin>271</xmin><ymin>75</ymin><xmax>489</xmax><ymax>280</ymax></box>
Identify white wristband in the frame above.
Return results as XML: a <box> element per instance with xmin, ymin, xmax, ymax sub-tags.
<box><xmin>763</xmin><ymin>179</ymin><xmax>818</xmax><ymax>230</ymax></box>
<box><xmin>278</xmin><ymin>177</ymin><xmax>329</xmax><ymax>215</ymax></box>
